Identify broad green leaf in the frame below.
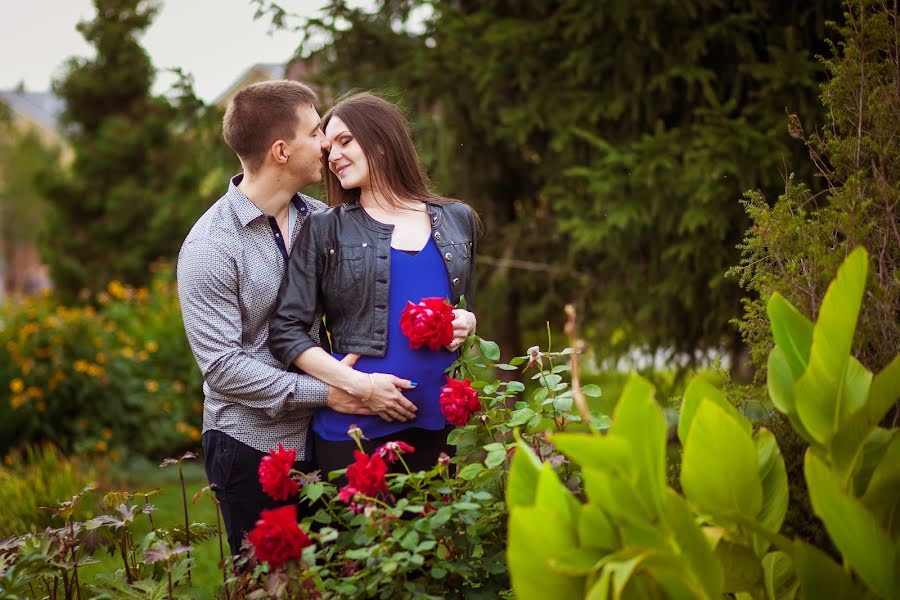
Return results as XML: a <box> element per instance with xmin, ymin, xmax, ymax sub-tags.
<box><xmin>678</xmin><ymin>376</ymin><xmax>750</xmax><ymax>445</ymax></box>
<box><xmin>583</xmin><ymin>384</ymin><xmax>603</xmax><ymax>397</ymax></box>
<box><xmin>804</xmin><ymin>451</ymin><xmax>895</xmax><ymax>597</ymax></box>
<box><xmin>767</xmin><ymin>346</ymin><xmax>815</xmax><ymax>442</ymax></box>
<box><xmin>585</xmin><ymin>549</ymin><xmax>647</xmax><ymax>600</ymax></box>
<box><xmin>766</xmin><ymin>292</ymin><xmax>813</xmax><ymax>377</ymax></box>
<box><xmin>484</xmin><ymin>448</ymin><xmax>507</xmax><ymax>468</ymax></box>
<box><xmin>508</xmin><ymin>506</ymin><xmax>584</xmax><ymax>599</ymax></box>
<box><xmin>832</xmin><ymin>355</ymin><xmax>900</xmax><ymax>475</ymax></box>
<box><xmin>579</xmin><ymin>504</ymin><xmax>620</xmax><ymax>551</ymax></box>
<box><xmin>794</xmin><ymin>248</ymin><xmax>868</xmax><ymax>444</ymax></box>
<box><xmin>849</xmin><ymin>427</ymin><xmax>894</xmax><ymax>498</ymax></box>
<box><xmin>793</xmin><ymin>541</ymin><xmax>865</xmax><ymax>599</ymax></box>
<box><xmin>535</xmin><ymin>463</ymin><xmax>580</xmax><ymax>528</ymax></box>
<box><xmin>681</xmin><ymin>399</ymin><xmax>763</xmax><ymax>516</ymax></box>
<box><xmin>755</xmin><ymin>428</ymin><xmax>789</xmax><ymax>534</ymax></box>
<box><xmin>549</xmin><ymin>548</ymin><xmax>607</xmax><ymax>576</ymax></box>
<box><xmin>762</xmin><ymin>551</ymin><xmax>798</xmax><ymax>600</ymax></box>
<box><xmin>506</xmin><ymin>439</ymin><xmax>542</xmax><ymax>509</ymax></box>
<box><xmin>478</xmin><ymin>339</ymin><xmax>501</xmax><ymax>361</ymax></box>
<box><xmin>458</xmin><ymin>463</ymin><xmax>483</xmax><ymax>480</ymax></box>
<box><xmin>861</xmin><ymin>432</ymin><xmax>900</xmax><ymax>539</ymax></box>
<box><xmin>663</xmin><ymin>490</ymin><xmax>722</xmax><ymax>599</ymax></box>
<box><xmin>715</xmin><ymin>540</ymin><xmax>763</xmax><ymax>593</ymax></box>
<box><xmin>583</xmin><ymin>468</ymin><xmax>655</xmax><ymax>525</ymax></box>
<box><xmin>610</xmin><ymin>375</ymin><xmax>666</xmax><ymax>515</ymax></box>
<box><xmin>552</xmin><ymin>433</ymin><xmax>634</xmax><ymax>473</ymax></box>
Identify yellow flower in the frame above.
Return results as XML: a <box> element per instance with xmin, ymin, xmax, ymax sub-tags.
<box><xmin>74</xmin><ymin>359</ymin><xmax>89</xmax><ymax>373</ymax></box>
<box><xmin>26</xmin><ymin>387</ymin><xmax>43</xmax><ymax>399</ymax></box>
<box><xmin>21</xmin><ymin>361</ymin><xmax>32</xmax><ymax>375</ymax></box>
<box><xmin>145</xmin><ymin>341</ymin><xmax>159</xmax><ymax>353</ymax></box>
<box><xmin>121</xmin><ymin>347</ymin><xmax>134</xmax><ymax>359</ymax></box>
<box><xmin>9</xmin><ymin>378</ymin><xmax>24</xmax><ymax>394</ymax></box>
<box><xmin>95</xmin><ymin>440</ymin><xmax>108</xmax><ymax>452</ymax></box>
<box><xmin>101</xmin><ymin>427</ymin><xmax>113</xmax><ymax>439</ymax></box>
<box><xmin>162</xmin><ymin>401</ymin><xmax>172</xmax><ymax>413</ymax></box>
<box><xmin>109</xmin><ymin>450</ymin><xmax>121</xmax><ymax>462</ymax></box>
<box><xmin>135</xmin><ymin>287</ymin><xmax>149</xmax><ymax>301</ymax></box>
<box><xmin>176</xmin><ymin>421</ymin><xmax>188</xmax><ymax>433</ymax></box>
<box><xmin>188</xmin><ymin>426</ymin><xmax>201</xmax><ymax>441</ymax></box>
<box><xmin>107</xmin><ymin>280</ymin><xmax>128</xmax><ymax>300</ymax></box>
<box><xmin>193</xmin><ymin>401</ymin><xmax>203</xmax><ymax>413</ymax></box>
<box><xmin>137</xmin><ymin>350</ymin><xmax>149</xmax><ymax>361</ymax></box>
<box><xmin>3</xmin><ymin>454</ymin><xmax>13</xmax><ymax>466</ymax></box>
<box><xmin>87</xmin><ymin>364</ymin><xmax>105</xmax><ymax>378</ymax></box>
<box><xmin>173</xmin><ymin>380</ymin><xmax>186</xmax><ymax>394</ymax></box>
<box><xmin>95</xmin><ymin>353</ymin><xmax>106</xmax><ymax>364</ymax></box>
<box><xmin>9</xmin><ymin>395</ymin><xmax>26</xmax><ymax>409</ymax></box>
<box><xmin>36</xmin><ymin>401</ymin><xmax>46</xmax><ymax>412</ymax></box>
<box><xmin>145</xmin><ymin>380</ymin><xmax>159</xmax><ymax>393</ymax></box>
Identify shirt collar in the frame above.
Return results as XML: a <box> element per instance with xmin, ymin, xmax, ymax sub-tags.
<box><xmin>227</xmin><ymin>173</ymin><xmax>310</xmax><ymax>227</ymax></box>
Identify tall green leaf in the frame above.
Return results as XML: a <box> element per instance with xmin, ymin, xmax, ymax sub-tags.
<box><xmin>755</xmin><ymin>428</ymin><xmax>789</xmax><ymax>533</ymax></box>
<box><xmin>678</xmin><ymin>376</ymin><xmax>750</xmax><ymax>445</ymax></box>
<box><xmin>508</xmin><ymin>506</ymin><xmax>584</xmax><ymax>599</ymax></box>
<box><xmin>663</xmin><ymin>490</ymin><xmax>722</xmax><ymax>598</ymax></box>
<box><xmin>831</xmin><ymin>355</ymin><xmax>900</xmax><ymax>477</ymax></box>
<box><xmin>766</xmin><ymin>293</ymin><xmax>814</xmax><ymax>377</ymax></box>
<box><xmin>793</xmin><ymin>248</ymin><xmax>868</xmax><ymax>443</ymax></box>
<box><xmin>681</xmin><ymin>400</ymin><xmax>763</xmax><ymax>516</ymax></box>
<box><xmin>506</xmin><ymin>437</ymin><xmax>543</xmax><ymax>509</ymax></box>
<box><xmin>804</xmin><ymin>451</ymin><xmax>896</xmax><ymax>597</ymax></box>
<box><xmin>535</xmin><ymin>463</ymin><xmax>580</xmax><ymax>528</ymax></box>
<box><xmin>793</xmin><ymin>541</ymin><xmax>867</xmax><ymax>599</ymax></box>
<box><xmin>609</xmin><ymin>375</ymin><xmax>665</xmax><ymax>515</ymax></box>
<box><xmin>860</xmin><ymin>432</ymin><xmax>900</xmax><ymax>539</ymax></box>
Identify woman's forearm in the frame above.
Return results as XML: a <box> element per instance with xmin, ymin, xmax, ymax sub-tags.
<box><xmin>292</xmin><ymin>347</ymin><xmax>370</xmax><ymax>398</ymax></box>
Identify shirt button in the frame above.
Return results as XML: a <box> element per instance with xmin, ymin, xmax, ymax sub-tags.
<box><xmin>444</xmin><ymin>252</ymin><xmax>453</xmax><ymax>261</ymax></box>
<box><xmin>452</xmin><ymin>277</ymin><xmax>460</xmax><ymax>286</ymax></box>
<box><xmin>433</xmin><ymin>232</ymin><xmax>442</xmax><ymax>241</ymax></box>
<box><xmin>362</xmin><ymin>243</ymin><xmax>368</xmax><ymax>247</ymax></box>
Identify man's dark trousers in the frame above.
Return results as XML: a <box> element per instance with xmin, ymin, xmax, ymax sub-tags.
<box><xmin>202</xmin><ymin>430</ymin><xmax>314</xmax><ymax>556</ymax></box>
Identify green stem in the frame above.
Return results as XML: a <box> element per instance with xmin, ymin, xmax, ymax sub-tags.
<box><xmin>214</xmin><ymin>498</ymin><xmax>230</xmax><ymax>600</ymax></box>
<box><xmin>178</xmin><ymin>463</ymin><xmax>192</xmax><ymax>586</ymax></box>
<box><xmin>120</xmin><ymin>529</ymin><xmax>133</xmax><ymax>583</ymax></box>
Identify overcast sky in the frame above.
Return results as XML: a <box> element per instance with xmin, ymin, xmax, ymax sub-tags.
<box><xmin>0</xmin><ymin>1</ymin><xmax>347</xmax><ymax>103</ymax></box>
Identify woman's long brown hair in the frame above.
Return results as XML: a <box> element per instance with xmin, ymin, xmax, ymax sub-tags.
<box><xmin>321</xmin><ymin>92</ymin><xmax>454</xmax><ymax>208</ymax></box>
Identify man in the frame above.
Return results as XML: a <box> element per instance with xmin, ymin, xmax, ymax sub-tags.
<box><xmin>177</xmin><ymin>80</ymin><xmax>390</xmax><ymax>555</ymax></box>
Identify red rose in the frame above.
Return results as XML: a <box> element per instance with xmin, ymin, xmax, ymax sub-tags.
<box><xmin>247</xmin><ymin>505</ymin><xmax>310</xmax><ymax>568</ymax></box>
<box><xmin>375</xmin><ymin>440</ymin><xmax>416</xmax><ymax>463</ymax></box>
<box><xmin>399</xmin><ymin>297</ymin><xmax>454</xmax><ymax>351</ymax></box>
<box><xmin>345</xmin><ymin>450</ymin><xmax>388</xmax><ymax>497</ymax></box>
<box><xmin>258</xmin><ymin>444</ymin><xmax>299</xmax><ymax>501</ymax></box>
<box><xmin>439</xmin><ymin>377</ymin><xmax>481</xmax><ymax>426</ymax></box>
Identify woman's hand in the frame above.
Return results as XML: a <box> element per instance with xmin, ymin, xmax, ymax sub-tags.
<box><xmin>445</xmin><ymin>309</ymin><xmax>477</xmax><ymax>352</ymax></box>
<box><xmin>356</xmin><ymin>371</ymin><xmax>418</xmax><ymax>422</ymax></box>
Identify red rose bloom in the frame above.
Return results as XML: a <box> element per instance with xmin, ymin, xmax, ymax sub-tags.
<box><xmin>247</xmin><ymin>505</ymin><xmax>310</xmax><ymax>568</ymax></box>
<box><xmin>399</xmin><ymin>297</ymin><xmax>455</xmax><ymax>351</ymax></box>
<box><xmin>439</xmin><ymin>377</ymin><xmax>481</xmax><ymax>426</ymax></box>
<box><xmin>375</xmin><ymin>440</ymin><xmax>415</xmax><ymax>463</ymax></box>
<box><xmin>345</xmin><ymin>450</ymin><xmax>388</xmax><ymax>497</ymax></box>
<box><xmin>258</xmin><ymin>444</ymin><xmax>299</xmax><ymax>501</ymax></box>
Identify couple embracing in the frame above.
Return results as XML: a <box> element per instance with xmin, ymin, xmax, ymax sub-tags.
<box><xmin>176</xmin><ymin>80</ymin><xmax>478</xmax><ymax>556</ymax></box>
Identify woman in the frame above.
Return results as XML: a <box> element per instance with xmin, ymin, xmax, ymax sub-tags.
<box><xmin>269</xmin><ymin>92</ymin><xmax>478</xmax><ymax>474</ymax></box>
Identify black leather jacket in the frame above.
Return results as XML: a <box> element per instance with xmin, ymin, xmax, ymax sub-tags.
<box><xmin>269</xmin><ymin>200</ymin><xmax>477</xmax><ymax>365</ymax></box>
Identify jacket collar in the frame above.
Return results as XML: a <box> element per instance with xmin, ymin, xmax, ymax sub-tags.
<box><xmin>343</xmin><ymin>200</ymin><xmax>443</xmax><ymax>230</ymax></box>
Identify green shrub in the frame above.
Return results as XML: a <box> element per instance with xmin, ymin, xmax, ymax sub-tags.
<box><xmin>506</xmin><ymin>248</ymin><xmax>899</xmax><ymax>598</ymax></box>
<box><xmin>0</xmin><ymin>263</ymin><xmax>203</xmax><ymax>458</ymax></box>
<box><xmin>0</xmin><ymin>444</ymin><xmax>96</xmax><ymax>537</ymax></box>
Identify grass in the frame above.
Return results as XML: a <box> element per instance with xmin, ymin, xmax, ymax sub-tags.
<box><xmin>78</xmin><ymin>458</ymin><xmax>227</xmax><ymax>599</ymax></box>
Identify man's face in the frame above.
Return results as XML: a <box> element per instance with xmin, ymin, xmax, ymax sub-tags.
<box><xmin>283</xmin><ymin>104</ymin><xmax>330</xmax><ymax>187</ymax></box>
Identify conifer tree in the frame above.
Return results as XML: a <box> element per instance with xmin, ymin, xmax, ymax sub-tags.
<box><xmin>40</xmin><ymin>0</ymin><xmax>221</xmax><ymax>299</ymax></box>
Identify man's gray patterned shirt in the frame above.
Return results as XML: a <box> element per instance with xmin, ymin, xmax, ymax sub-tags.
<box><xmin>177</xmin><ymin>175</ymin><xmax>327</xmax><ymax>458</ymax></box>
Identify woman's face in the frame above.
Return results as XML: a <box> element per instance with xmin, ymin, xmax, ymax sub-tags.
<box><xmin>325</xmin><ymin>116</ymin><xmax>370</xmax><ymax>190</ymax></box>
